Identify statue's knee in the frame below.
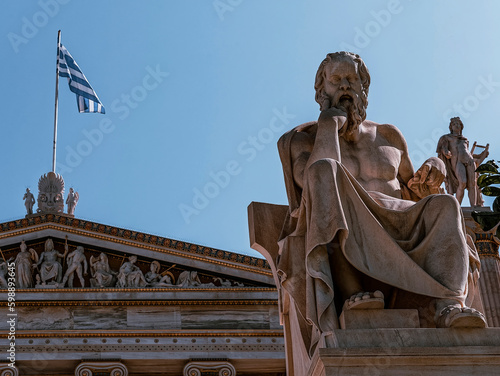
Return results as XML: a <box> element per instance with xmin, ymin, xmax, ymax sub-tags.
<box><xmin>307</xmin><ymin>159</ymin><xmax>338</xmax><ymax>179</ymax></box>
<box><xmin>430</xmin><ymin>194</ymin><xmax>461</xmax><ymax>214</ymax></box>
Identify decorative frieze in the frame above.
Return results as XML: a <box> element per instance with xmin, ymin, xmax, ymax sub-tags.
<box><xmin>0</xmin><ymin>217</ymin><xmax>270</xmax><ymax>272</ymax></box>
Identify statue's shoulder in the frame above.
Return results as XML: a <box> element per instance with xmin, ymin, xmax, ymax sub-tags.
<box><xmin>280</xmin><ymin>121</ymin><xmax>317</xmax><ymax>138</ymax></box>
<box><xmin>438</xmin><ymin>133</ymin><xmax>453</xmax><ymax>141</ymax></box>
<box><xmin>369</xmin><ymin>120</ymin><xmax>407</xmax><ymax>148</ymax></box>
<box><xmin>278</xmin><ymin>121</ymin><xmax>316</xmax><ymax>152</ymax></box>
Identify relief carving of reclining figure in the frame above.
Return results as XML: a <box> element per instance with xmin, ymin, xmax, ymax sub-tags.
<box><xmin>277</xmin><ymin>52</ymin><xmax>485</xmax><ymax>355</ymax></box>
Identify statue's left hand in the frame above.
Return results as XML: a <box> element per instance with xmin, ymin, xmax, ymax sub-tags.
<box><xmin>408</xmin><ymin>157</ymin><xmax>446</xmax><ymax>198</ymax></box>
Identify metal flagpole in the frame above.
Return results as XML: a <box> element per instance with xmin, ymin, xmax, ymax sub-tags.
<box><xmin>52</xmin><ymin>30</ymin><xmax>61</xmax><ymax>173</ymax></box>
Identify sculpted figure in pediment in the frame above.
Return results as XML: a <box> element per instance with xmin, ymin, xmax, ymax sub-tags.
<box><xmin>37</xmin><ymin>238</ymin><xmax>67</xmax><ymax>285</ymax></box>
<box><xmin>61</xmin><ymin>246</ymin><xmax>88</xmax><ymax>288</ymax></box>
<box><xmin>176</xmin><ymin>270</ymin><xmax>214</xmax><ymax>288</ymax></box>
<box><xmin>15</xmin><ymin>240</ymin><xmax>38</xmax><ymax>288</ymax></box>
<box><xmin>90</xmin><ymin>253</ymin><xmax>117</xmax><ymax>288</ymax></box>
<box><xmin>145</xmin><ymin>261</ymin><xmax>174</xmax><ymax>287</ymax></box>
<box><xmin>116</xmin><ymin>255</ymin><xmax>147</xmax><ymax>288</ymax></box>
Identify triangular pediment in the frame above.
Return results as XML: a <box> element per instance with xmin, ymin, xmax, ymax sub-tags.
<box><xmin>0</xmin><ymin>214</ymin><xmax>275</xmax><ymax>291</ymax></box>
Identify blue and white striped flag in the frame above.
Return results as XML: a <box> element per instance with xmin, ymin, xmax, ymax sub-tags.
<box><xmin>58</xmin><ymin>43</ymin><xmax>105</xmax><ymax>114</ymax></box>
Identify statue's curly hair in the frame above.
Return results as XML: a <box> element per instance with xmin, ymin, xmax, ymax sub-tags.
<box><xmin>314</xmin><ymin>52</ymin><xmax>371</xmax><ymax>111</ymax></box>
<box><xmin>449</xmin><ymin>117</ymin><xmax>464</xmax><ymax>132</ymax></box>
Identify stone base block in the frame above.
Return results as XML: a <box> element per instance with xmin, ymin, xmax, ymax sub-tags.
<box><xmin>339</xmin><ymin>309</ymin><xmax>420</xmax><ymax>329</ymax></box>
<box><xmin>308</xmin><ymin>328</ymin><xmax>500</xmax><ymax>376</ymax></box>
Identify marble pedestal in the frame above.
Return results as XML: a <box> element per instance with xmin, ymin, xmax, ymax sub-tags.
<box><xmin>308</xmin><ymin>328</ymin><xmax>500</xmax><ymax>376</ymax></box>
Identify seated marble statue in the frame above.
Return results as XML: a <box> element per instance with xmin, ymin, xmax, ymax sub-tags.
<box><xmin>145</xmin><ymin>261</ymin><xmax>174</xmax><ymax>287</ymax></box>
<box><xmin>37</xmin><ymin>238</ymin><xmax>67</xmax><ymax>285</ymax></box>
<box><xmin>90</xmin><ymin>253</ymin><xmax>117</xmax><ymax>288</ymax></box>
<box><xmin>176</xmin><ymin>270</ymin><xmax>215</xmax><ymax>288</ymax></box>
<box><xmin>116</xmin><ymin>255</ymin><xmax>147</xmax><ymax>288</ymax></box>
<box><xmin>277</xmin><ymin>51</ymin><xmax>485</xmax><ymax>354</ymax></box>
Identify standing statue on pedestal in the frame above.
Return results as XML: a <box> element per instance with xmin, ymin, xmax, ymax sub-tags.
<box><xmin>15</xmin><ymin>240</ymin><xmax>38</xmax><ymax>288</ymax></box>
<box><xmin>23</xmin><ymin>188</ymin><xmax>35</xmax><ymax>215</ymax></box>
<box><xmin>437</xmin><ymin>117</ymin><xmax>489</xmax><ymax>207</ymax></box>
<box><xmin>277</xmin><ymin>52</ymin><xmax>485</xmax><ymax>355</ymax></box>
<box><xmin>36</xmin><ymin>238</ymin><xmax>67</xmax><ymax>285</ymax></box>
<box><xmin>66</xmin><ymin>187</ymin><xmax>79</xmax><ymax>216</ymax></box>
<box><xmin>61</xmin><ymin>245</ymin><xmax>88</xmax><ymax>288</ymax></box>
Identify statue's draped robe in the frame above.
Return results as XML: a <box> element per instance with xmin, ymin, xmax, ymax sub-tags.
<box><xmin>277</xmin><ymin>122</ymin><xmax>478</xmax><ymax>354</ymax></box>
<box><xmin>91</xmin><ymin>261</ymin><xmax>116</xmax><ymax>287</ymax></box>
<box><xmin>15</xmin><ymin>252</ymin><xmax>33</xmax><ymax>288</ymax></box>
<box><xmin>39</xmin><ymin>251</ymin><xmax>63</xmax><ymax>283</ymax></box>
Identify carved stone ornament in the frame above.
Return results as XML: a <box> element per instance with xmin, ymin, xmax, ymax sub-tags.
<box><xmin>0</xmin><ymin>364</ymin><xmax>19</xmax><ymax>376</ymax></box>
<box><xmin>37</xmin><ymin>171</ymin><xmax>65</xmax><ymax>214</ymax></box>
<box><xmin>183</xmin><ymin>361</ymin><xmax>236</xmax><ymax>376</ymax></box>
<box><xmin>74</xmin><ymin>362</ymin><xmax>128</xmax><ymax>376</ymax></box>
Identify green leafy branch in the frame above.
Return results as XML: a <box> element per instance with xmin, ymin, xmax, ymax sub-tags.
<box><xmin>472</xmin><ymin>160</ymin><xmax>500</xmax><ymax>239</ymax></box>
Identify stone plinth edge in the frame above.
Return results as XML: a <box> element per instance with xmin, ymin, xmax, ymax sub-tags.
<box><xmin>308</xmin><ymin>328</ymin><xmax>500</xmax><ymax>376</ymax></box>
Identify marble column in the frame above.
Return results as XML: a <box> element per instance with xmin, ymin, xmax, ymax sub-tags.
<box><xmin>475</xmin><ymin>232</ymin><xmax>500</xmax><ymax>327</ymax></box>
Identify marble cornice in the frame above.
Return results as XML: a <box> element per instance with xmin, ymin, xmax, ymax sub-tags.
<box><xmin>0</xmin><ymin>214</ymin><xmax>271</xmax><ymax>275</ymax></box>
<box><xmin>8</xmin><ymin>329</ymin><xmax>284</xmax><ymax>338</ymax></box>
<box><xmin>0</xmin><ymin>299</ymin><xmax>278</xmax><ymax>307</ymax></box>
<box><xmin>0</xmin><ymin>286</ymin><xmax>276</xmax><ymax>294</ymax></box>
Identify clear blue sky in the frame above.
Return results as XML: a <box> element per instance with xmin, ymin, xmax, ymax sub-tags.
<box><xmin>1</xmin><ymin>1</ymin><xmax>499</xmax><ymax>258</ymax></box>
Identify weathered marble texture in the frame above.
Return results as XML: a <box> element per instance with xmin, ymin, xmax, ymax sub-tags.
<box><xmin>16</xmin><ymin>307</ymin><xmax>72</xmax><ymax>330</ymax></box>
<box><xmin>9</xmin><ymin>305</ymin><xmax>278</xmax><ymax>331</ymax></box>
<box><xmin>73</xmin><ymin>306</ymin><xmax>127</xmax><ymax>330</ymax></box>
<box><xmin>126</xmin><ymin>307</ymin><xmax>180</xmax><ymax>329</ymax></box>
<box><xmin>181</xmin><ymin>307</ymin><xmax>271</xmax><ymax>330</ymax></box>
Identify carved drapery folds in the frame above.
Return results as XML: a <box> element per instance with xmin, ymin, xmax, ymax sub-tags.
<box><xmin>183</xmin><ymin>361</ymin><xmax>236</xmax><ymax>376</ymax></box>
<box><xmin>74</xmin><ymin>362</ymin><xmax>128</xmax><ymax>376</ymax></box>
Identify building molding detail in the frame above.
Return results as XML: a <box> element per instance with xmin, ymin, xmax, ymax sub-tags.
<box><xmin>74</xmin><ymin>361</ymin><xmax>128</xmax><ymax>376</ymax></box>
<box><xmin>183</xmin><ymin>360</ymin><xmax>236</xmax><ymax>376</ymax></box>
<box><xmin>0</xmin><ymin>217</ymin><xmax>271</xmax><ymax>275</ymax></box>
<box><xmin>0</xmin><ymin>364</ymin><xmax>19</xmax><ymax>376</ymax></box>
<box><xmin>0</xmin><ymin>298</ymin><xmax>277</xmax><ymax>308</ymax></box>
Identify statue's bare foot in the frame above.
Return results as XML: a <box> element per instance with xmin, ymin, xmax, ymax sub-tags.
<box><xmin>343</xmin><ymin>290</ymin><xmax>384</xmax><ymax>310</ymax></box>
<box><xmin>435</xmin><ymin>305</ymin><xmax>487</xmax><ymax>328</ymax></box>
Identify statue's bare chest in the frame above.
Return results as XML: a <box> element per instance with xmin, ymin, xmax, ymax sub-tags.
<box><xmin>339</xmin><ymin>135</ymin><xmax>401</xmax><ymax>184</ymax></box>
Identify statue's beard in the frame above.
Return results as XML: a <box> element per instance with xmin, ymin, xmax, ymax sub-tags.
<box><xmin>332</xmin><ymin>91</ymin><xmax>366</xmax><ymax>137</ymax></box>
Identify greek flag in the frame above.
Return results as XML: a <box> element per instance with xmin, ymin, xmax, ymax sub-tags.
<box><xmin>58</xmin><ymin>43</ymin><xmax>105</xmax><ymax>114</ymax></box>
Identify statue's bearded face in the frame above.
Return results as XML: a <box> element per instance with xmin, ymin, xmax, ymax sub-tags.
<box><xmin>322</xmin><ymin>59</ymin><xmax>362</xmax><ymax>109</ymax></box>
<box><xmin>318</xmin><ymin>58</ymin><xmax>368</xmax><ymax>135</ymax></box>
